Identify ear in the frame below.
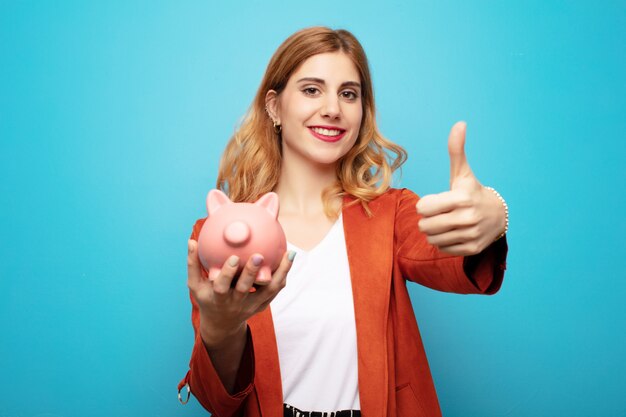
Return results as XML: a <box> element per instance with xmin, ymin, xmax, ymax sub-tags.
<box><xmin>265</xmin><ymin>90</ymin><xmax>280</xmax><ymax>125</ymax></box>
<box><xmin>206</xmin><ymin>189</ymin><xmax>232</xmax><ymax>215</ymax></box>
<box><xmin>255</xmin><ymin>192</ymin><xmax>279</xmax><ymax>219</ymax></box>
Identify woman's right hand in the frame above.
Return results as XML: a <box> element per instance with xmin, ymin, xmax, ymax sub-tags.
<box><xmin>187</xmin><ymin>239</ymin><xmax>294</xmax><ymax>349</ymax></box>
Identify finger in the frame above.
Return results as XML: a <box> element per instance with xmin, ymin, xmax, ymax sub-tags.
<box><xmin>424</xmin><ymin>226</ymin><xmax>481</xmax><ymax>248</ymax></box>
<box><xmin>418</xmin><ymin>207</ymin><xmax>480</xmax><ymax>235</ymax></box>
<box><xmin>448</xmin><ymin>121</ymin><xmax>473</xmax><ymax>183</ymax></box>
<box><xmin>187</xmin><ymin>240</ymin><xmax>204</xmax><ymax>289</ymax></box>
<box><xmin>257</xmin><ymin>296</ymin><xmax>274</xmax><ymax>312</ymax></box>
<box><xmin>416</xmin><ymin>191</ymin><xmax>472</xmax><ymax>217</ymax></box>
<box><xmin>232</xmin><ymin>254</ymin><xmax>264</xmax><ymax>300</ymax></box>
<box><xmin>438</xmin><ymin>241</ymin><xmax>485</xmax><ymax>256</ymax></box>
<box><xmin>212</xmin><ymin>255</ymin><xmax>240</xmax><ymax>296</ymax></box>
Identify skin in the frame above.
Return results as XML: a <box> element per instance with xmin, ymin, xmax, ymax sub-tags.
<box><xmin>186</xmin><ymin>51</ymin><xmax>506</xmax><ymax>394</ymax></box>
<box><xmin>265</xmin><ymin>52</ymin><xmax>363</xmax><ymax>250</ymax></box>
<box><xmin>187</xmin><ymin>241</ymin><xmax>293</xmax><ymax>393</ymax></box>
<box><xmin>416</xmin><ymin>121</ymin><xmax>507</xmax><ymax>255</ymax></box>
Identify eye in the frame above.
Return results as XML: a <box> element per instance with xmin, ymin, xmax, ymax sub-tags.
<box><xmin>302</xmin><ymin>87</ymin><xmax>320</xmax><ymax>96</ymax></box>
<box><xmin>341</xmin><ymin>90</ymin><xmax>359</xmax><ymax>101</ymax></box>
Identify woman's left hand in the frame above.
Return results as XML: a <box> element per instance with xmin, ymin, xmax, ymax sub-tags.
<box><xmin>416</xmin><ymin>121</ymin><xmax>506</xmax><ymax>256</ymax></box>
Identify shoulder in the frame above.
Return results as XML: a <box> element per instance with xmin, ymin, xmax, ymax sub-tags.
<box><xmin>370</xmin><ymin>188</ymin><xmax>421</xmax><ymax>210</ymax></box>
<box><xmin>344</xmin><ymin>187</ymin><xmax>418</xmax><ymax>202</ymax></box>
<box><xmin>375</xmin><ymin>187</ymin><xmax>420</xmax><ymax>201</ymax></box>
<box><xmin>342</xmin><ymin>188</ymin><xmax>420</xmax><ymax>219</ymax></box>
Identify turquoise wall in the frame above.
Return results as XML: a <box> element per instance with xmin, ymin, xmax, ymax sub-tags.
<box><xmin>1</xmin><ymin>1</ymin><xmax>624</xmax><ymax>416</ymax></box>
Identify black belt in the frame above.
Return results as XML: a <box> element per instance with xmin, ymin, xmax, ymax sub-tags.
<box><xmin>283</xmin><ymin>403</ymin><xmax>361</xmax><ymax>417</ymax></box>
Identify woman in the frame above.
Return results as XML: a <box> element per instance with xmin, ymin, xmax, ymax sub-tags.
<box><xmin>179</xmin><ymin>27</ymin><xmax>508</xmax><ymax>417</ymax></box>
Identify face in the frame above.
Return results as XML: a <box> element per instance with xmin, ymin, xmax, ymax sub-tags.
<box><xmin>267</xmin><ymin>52</ymin><xmax>363</xmax><ymax>168</ymax></box>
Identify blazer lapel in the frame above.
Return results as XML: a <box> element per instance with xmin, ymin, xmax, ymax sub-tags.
<box><xmin>247</xmin><ymin>193</ymin><xmax>396</xmax><ymax>417</ymax></box>
<box><xmin>248</xmin><ymin>308</ymin><xmax>283</xmax><ymax>416</ymax></box>
<box><xmin>342</xmin><ymin>194</ymin><xmax>395</xmax><ymax>417</ymax></box>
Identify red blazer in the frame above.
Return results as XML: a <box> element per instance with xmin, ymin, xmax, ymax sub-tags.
<box><xmin>178</xmin><ymin>188</ymin><xmax>507</xmax><ymax>417</ymax></box>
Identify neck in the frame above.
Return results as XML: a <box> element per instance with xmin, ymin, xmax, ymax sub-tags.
<box><xmin>274</xmin><ymin>151</ymin><xmax>340</xmax><ymax>217</ymax></box>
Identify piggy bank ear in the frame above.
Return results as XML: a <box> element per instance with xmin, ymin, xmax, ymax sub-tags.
<box><xmin>207</xmin><ymin>189</ymin><xmax>232</xmax><ymax>215</ymax></box>
<box><xmin>255</xmin><ymin>192</ymin><xmax>279</xmax><ymax>219</ymax></box>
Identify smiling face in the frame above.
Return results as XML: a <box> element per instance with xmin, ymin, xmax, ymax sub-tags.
<box><xmin>266</xmin><ymin>52</ymin><xmax>363</xmax><ymax>169</ymax></box>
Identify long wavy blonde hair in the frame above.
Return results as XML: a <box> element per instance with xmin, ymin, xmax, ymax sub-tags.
<box><xmin>217</xmin><ymin>27</ymin><xmax>407</xmax><ymax>217</ymax></box>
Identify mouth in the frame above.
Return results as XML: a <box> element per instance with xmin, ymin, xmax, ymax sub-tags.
<box><xmin>308</xmin><ymin>126</ymin><xmax>347</xmax><ymax>143</ymax></box>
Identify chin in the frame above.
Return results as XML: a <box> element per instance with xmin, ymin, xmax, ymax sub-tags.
<box><xmin>309</xmin><ymin>153</ymin><xmax>347</xmax><ymax>167</ymax></box>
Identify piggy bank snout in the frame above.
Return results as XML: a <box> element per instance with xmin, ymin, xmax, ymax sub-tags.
<box><xmin>223</xmin><ymin>221</ymin><xmax>251</xmax><ymax>246</ymax></box>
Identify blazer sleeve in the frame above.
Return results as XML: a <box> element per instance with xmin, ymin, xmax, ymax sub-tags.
<box><xmin>177</xmin><ymin>219</ymin><xmax>255</xmax><ymax>417</ymax></box>
<box><xmin>393</xmin><ymin>188</ymin><xmax>507</xmax><ymax>294</ymax></box>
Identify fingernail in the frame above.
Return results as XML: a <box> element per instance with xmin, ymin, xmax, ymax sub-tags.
<box><xmin>288</xmin><ymin>250</ymin><xmax>297</xmax><ymax>262</ymax></box>
<box><xmin>228</xmin><ymin>255</ymin><xmax>240</xmax><ymax>267</ymax></box>
<box><xmin>252</xmin><ymin>254</ymin><xmax>263</xmax><ymax>267</ymax></box>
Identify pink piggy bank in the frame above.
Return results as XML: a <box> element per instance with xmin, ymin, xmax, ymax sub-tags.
<box><xmin>197</xmin><ymin>189</ymin><xmax>287</xmax><ymax>284</ymax></box>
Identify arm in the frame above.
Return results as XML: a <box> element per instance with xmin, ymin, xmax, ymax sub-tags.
<box><xmin>395</xmin><ymin>122</ymin><xmax>508</xmax><ymax>293</ymax></box>
<box><xmin>179</xmin><ymin>219</ymin><xmax>293</xmax><ymax>415</ymax></box>
<box><xmin>395</xmin><ymin>188</ymin><xmax>507</xmax><ymax>294</ymax></box>
<box><xmin>181</xmin><ymin>304</ymin><xmax>253</xmax><ymax>416</ymax></box>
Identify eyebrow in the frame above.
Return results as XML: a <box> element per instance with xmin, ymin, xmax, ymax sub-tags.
<box><xmin>296</xmin><ymin>77</ymin><xmax>361</xmax><ymax>89</ymax></box>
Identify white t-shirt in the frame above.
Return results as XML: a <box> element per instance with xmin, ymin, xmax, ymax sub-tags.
<box><xmin>270</xmin><ymin>215</ymin><xmax>360</xmax><ymax>411</ymax></box>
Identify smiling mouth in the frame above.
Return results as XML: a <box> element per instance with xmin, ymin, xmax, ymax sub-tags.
<box><xmin>308</xmin><ymin>126</ymin><xmax>347</xmax><ymax>142</ymax></box>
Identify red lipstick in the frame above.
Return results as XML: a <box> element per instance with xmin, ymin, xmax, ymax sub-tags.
<box><xmin>308</xmin><ymin>126</ymin><xmax>347</xmax><ymax>143</ymax></box>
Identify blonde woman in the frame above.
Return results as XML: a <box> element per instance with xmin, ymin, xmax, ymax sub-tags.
<box><xmin>179</xmin><ymin>27</ymin><xmax>508</xmax><ymax>417</ymax></box>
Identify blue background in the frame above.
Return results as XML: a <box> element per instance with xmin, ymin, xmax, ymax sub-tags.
<box><xmin>1</xmin><ymin>1</ymin><xmax>624</xmax><ymax>416</ymax></box>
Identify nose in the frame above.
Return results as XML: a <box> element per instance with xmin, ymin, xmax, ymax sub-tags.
<box><xmin>321</xmin><ymin>95</ymin><xmax>341</xmax><ymax>119</ymax></box>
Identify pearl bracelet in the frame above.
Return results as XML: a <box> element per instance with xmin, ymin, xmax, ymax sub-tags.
<box><xmin>484</xmin><ymin>186</ymin><xmax>508</xmax><ymax>241</ymax></box>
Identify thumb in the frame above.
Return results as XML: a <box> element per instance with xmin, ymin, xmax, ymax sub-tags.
<box><xmin>448</xmin><ymin>121</ymin><xmax>473</xmax><ymax>184</ymax></box>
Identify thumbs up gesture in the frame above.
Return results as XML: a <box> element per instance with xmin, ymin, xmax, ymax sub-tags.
<box><xmin>416</xmin><ymin>122</ymin><xmax>507</xmax><ymax>256</ymax></box>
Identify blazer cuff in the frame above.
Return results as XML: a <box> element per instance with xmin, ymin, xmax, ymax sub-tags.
<box><xmin>187</xmin><ymin>326</ymin><xmax>255</xmax><ymax>413</ymax></box>
<box><xmin>462</xmin><ymin>236</ymin><xmax>508</xmax><ymax>294</ymax></box>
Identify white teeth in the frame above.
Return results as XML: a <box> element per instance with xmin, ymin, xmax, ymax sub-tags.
<box><xmin>311</xmin><ymin>127</ymin><xmax>342</xmax><ymax>136</ymax></box>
